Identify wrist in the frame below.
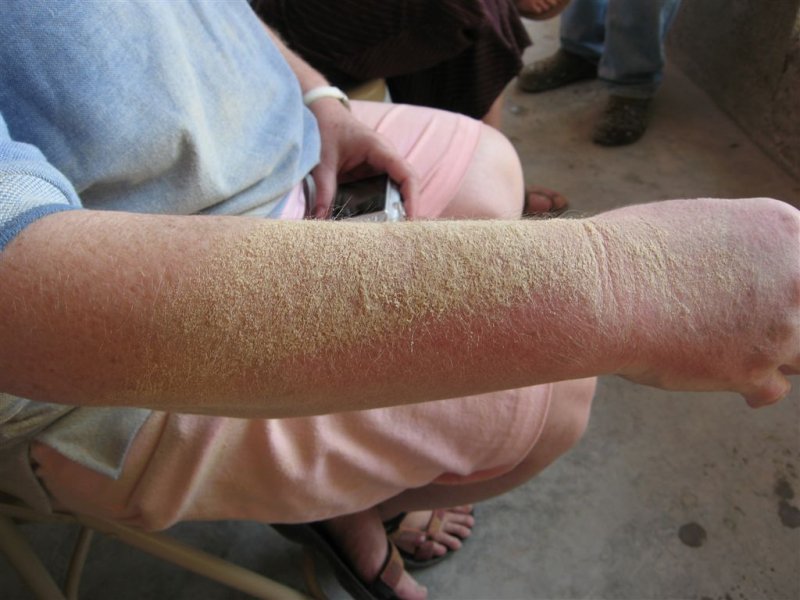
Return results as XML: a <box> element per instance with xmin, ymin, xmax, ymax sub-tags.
<box><xmin>303</xmin><ymin>86</ymin><xmax>351</xmax><ymax>111</ymax></box>
<box><xmin>585</xmin><ymin>216</ymin><xmax>670</xmax><ymax>374</ymax></box>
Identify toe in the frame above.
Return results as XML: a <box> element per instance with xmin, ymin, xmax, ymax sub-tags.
<box><xmin>525</xmin><ymin>185</ymin><xmax>569</xmax><ymax>215</ymax></box>
<box><xmin>443</xmin><ymin>522</ymin><xmax>472</xmax><ymax>541</ymax></box>
<box><xmin>396</xmin><ymin>572</ymin><xmax>428</xmax><ymax>600</ymax></box>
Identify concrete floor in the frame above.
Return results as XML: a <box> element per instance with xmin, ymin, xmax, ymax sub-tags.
<box><xmin>2</xmin><ymin>18</ymin><xmax>799</xmax><ymax>600</ymax></box>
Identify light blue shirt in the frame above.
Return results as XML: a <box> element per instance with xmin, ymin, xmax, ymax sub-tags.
<box><xmin>0</xmin><ymin>0</ymin><xmax>321</xmax><ymax>510</ymax></box>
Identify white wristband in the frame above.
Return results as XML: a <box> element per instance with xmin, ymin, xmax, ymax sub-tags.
<box><xmin>302</xmin><ymin>86</ymin><xmax>351</xmax><ymax>111</ymax></box>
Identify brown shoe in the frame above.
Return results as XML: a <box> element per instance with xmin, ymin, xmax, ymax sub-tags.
<box><xmin>592</xmin><ymin>95</ymin><xmax>652</xmax><ymax>146</ymax></box>
<box><xmin>518</xmin><ymin>49</ymin><xmax>597</xmax><ymax>93</ymax></box>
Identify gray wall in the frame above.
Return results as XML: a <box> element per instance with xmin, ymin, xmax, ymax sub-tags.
<box><xmin>668</xmin><ymin>0</ymin><xmax>800</xmax><ymax>178</ymax></box>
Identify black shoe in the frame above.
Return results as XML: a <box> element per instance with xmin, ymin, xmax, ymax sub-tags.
<box><xmin>592</xmin><ymin>95</ymin><xmax>652</xmax><ymax>146</ymax></box>
<box><xmin>517</xmin><ymin>49</ymin><xmax>597</xmax><ymax>93</ymax></box>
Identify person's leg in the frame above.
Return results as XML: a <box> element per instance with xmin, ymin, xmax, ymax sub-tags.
<box><xmin>598</xmin><ymin>0</ymin><xmax>681</xmax><ymax>97</ymax></box>
<box><xmin>384</xmin><ymin>0</ymin><xmax>531</xmax><ymax>121</ymax></box>
<box><xmin>351</xmin><ymin>100</ymin><xmax>525</xmax><ymax>219</ymax></box>
<box><xmin>31</xmin><ymin>383</ymin><xmax>562</xmax><ymax>600</ymax></box>
<box><xmin>517</xmin><ymin>0</ymin><xmax>604</xmax><ymax>94</ymax></box>
<box><xmin>592</xmin><ymin>0</ymin><xmax>682</xmax><ymax>146</ymax></box>
<box><xmin>258</xmin><ymin>0</ymin><xmax>530</xmax><ymax>122</ymax></box>
<box><xmin>441</xmin><ymin>123</ymin><xmax>524</xmax><ymax>220</ymax></box>
<box><xmin>378</xmin><ymin>377</ymin><xmax>595</xmax><ymax>515</ymax></box>
<box><xmin>560</xmin><ymin>0</ymin><xmax>607</xmax><ymax>60</ymax></box>
<box><xmin>317</xmin><ymin>378</ymin><xmax>595</xmax><ymax>589</ymax></box>
<box><xmin>370</xmin><ymin>377</ymin><xmax>594</xmax><ymax>568</ymax></box>
<box><xmin>483</xmin><ymin>92</ymin><xmax>569</xmax><ymax>217</ymax></box>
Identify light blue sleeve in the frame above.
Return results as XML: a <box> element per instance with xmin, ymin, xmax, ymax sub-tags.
<box><xmin>0</xmin><ymin>112</ymin><xmax>82</xmax><ymax>251</ymax></box>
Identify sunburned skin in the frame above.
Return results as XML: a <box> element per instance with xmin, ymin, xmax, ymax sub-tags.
<box><xmin>0</xmin><ymin>197</ymin><xmax>797</xmax><ymax>416</ymax></box>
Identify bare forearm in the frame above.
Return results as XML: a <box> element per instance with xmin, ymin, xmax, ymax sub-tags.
<box><xmin>260</xmin><ymin>21</ymin><xmax>327</xmax><ymax>93</ymax></box>
<box><xmin>0</xmin><ymin>210</ymin><xmax>617</xmax><ymax>417</ymax></box>
<box><xmin>4</xmin><ymin>198</ymin><xmax>796</xmax><ymax>416</ymax></box>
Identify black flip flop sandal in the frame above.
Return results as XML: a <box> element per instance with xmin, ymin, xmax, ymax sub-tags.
<box><xmin>273</xmin><ymin>522</ymin><xmax>404</xmax><ymax>600</ymax></box>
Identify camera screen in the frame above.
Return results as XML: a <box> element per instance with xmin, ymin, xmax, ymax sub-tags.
<box><xmin>332</xmin><ymin>175</ymin><xmax>391</xmax><ymax>219</ymax></box>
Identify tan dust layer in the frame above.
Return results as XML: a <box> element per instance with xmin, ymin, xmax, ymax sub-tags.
<box><xmin>136</xmin><ymin>218</ymin><xmax>616</xmax><ymax>412</ymax></box>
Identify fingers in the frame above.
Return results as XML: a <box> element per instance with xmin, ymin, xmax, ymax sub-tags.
<box><xmin>742</xmin><ymin>372</ymin><xmax>792</xmax><ymax>408</ymax></box>
<box><xmin>363</xmin><ymin>138</ymin><xmax>419</xmax><ymax>211</ymax></box>
<box><xmin>310</xmin><ymin>162</ymin><xmax>337</xmax><ymax>218</ymax></box>
<box><xmin>312</xmin><ymin>117</ymin><xmax>419</xmax><ymax>217</ymax></box>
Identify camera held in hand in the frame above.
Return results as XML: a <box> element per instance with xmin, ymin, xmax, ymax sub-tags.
<box><xmin>331</xmin><ymin>174</ymin><xmax>406</xmax><ymax>222</ymax></box>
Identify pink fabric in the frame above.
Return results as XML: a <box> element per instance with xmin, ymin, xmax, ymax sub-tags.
<box><xmin>32</xmin><ymin>386</ymin><xmax>552</xmax><ymax>530</ymax></box>
<box><xmin>277</xmin><ymin>100</ymin><xmax>484</xmax><ymax>220</ymax></box>
<box><xmin>278</xmin><ymin>183</ymin><xmax>307</xmax><ymax>220</ymax></box>
<box><xmin>30</xmin><ymin>101</ymin><xmax>566</xmax><ymax>531</ymax></box>
<box><xmin>351</xmin><ymin>101</ymin><xmax>483</xmax><ymax>218</ymax></box>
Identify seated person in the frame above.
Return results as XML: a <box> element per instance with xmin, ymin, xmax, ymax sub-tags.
<box><xmin>518</xmin><ymin>0</ymin><xmax>682</xmax><ymax>146</ymax></box>
<box><xmin>251</xmin><ymin>0</ymin><xmax>569</xmax><ymax>214</ymax></box>
<box><xmin>1</xmin><ymin>3</ymin><xmax>798</xmax><ymax>599</ymax></box>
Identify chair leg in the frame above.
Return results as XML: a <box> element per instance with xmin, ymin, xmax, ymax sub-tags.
<box><xmin>302</xmin><ymin>547</ymin><xmax>328</xmax><ymax>600</ymax></box>
<box><xmin>64</xmin><ymin>526</ymin><xmax>93</xmax><ymax>600</ymax></box>
<box><xmin>75</xmin><ymin>514</ymin><xmax>311</xmax><ymax>600</ymax></box>
<box><xmin>0</xmin><ymin>514</ymin><xmax>67</xmax><ymax>600</ymax></box>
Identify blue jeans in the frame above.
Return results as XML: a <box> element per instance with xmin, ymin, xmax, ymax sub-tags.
<box><xmin>560</xmin><ymin>0</ymin><xmax>681</xmax><ymax>98</ymax></box>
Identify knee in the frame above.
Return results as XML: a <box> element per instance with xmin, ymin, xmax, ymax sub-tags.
<box><xmin>444</xmin><ymin>124</ymin><xmax>524</xmax><ymax>219</ymax></box>
<box><xmin>476</xmin><ymin>125</ymin><xmax>525</xmax><ymax>219</ymax></box>
<box><xmin>490</xmin><ymin>378</ymin><xmax>596</xmax><ymax>490</ymax></box>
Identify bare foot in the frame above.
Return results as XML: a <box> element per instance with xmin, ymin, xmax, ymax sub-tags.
<box><xmin>387</xmin><ymin>507</ymin><xmax>475</xmax><ymax>565</ymax></box>
<box><xmin>525</xmin><ymin>185</ymin><xmax>569</xmax><ymax>216</ymax></box>
<box><xmin>323</xmin><ymin>509</ymin><xmax>428</xmax><ymax>600</ymax></box>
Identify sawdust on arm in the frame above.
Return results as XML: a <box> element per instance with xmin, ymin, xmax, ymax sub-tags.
<box><xmin>0</xmin><ymin>209</ymin><xmax>622</xmax><ymax>417</ymax></box>
<box><xmin>5</xmin><ymin>198</ymin><xmax>795</xmax><ymax>415</ymax></box>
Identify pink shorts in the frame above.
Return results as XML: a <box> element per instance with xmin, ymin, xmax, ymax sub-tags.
<box><xmin>30</xmin><ymin>101</ymin><xmax>579</xmax><ymax>531</ymax></box>
<box><xmin>33</xmin><ymin>386</ymin><xmax>556</xmax><ymax>529</ymax></box>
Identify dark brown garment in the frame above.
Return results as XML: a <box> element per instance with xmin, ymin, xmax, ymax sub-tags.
<box><xmin>250</xmin><ymin>0</ymin><xmax>531</xmax><ymax>119</ymax></box>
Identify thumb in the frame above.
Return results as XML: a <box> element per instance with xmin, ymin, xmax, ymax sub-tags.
<box><xmin>310</xmin><ymin>162</ymin><xmax>338</xmax><ymax>218</ymax></box>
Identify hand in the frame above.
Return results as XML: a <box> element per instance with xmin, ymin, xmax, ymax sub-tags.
<box><xmin>306</xmin><ymin>99</ymin><xmax>418</xmax><ymax>218</ymax></box>
<box><xmin>594</xmin><ymin>197</ymin><xmax>800</xmax><ymax>407</ymax></box>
